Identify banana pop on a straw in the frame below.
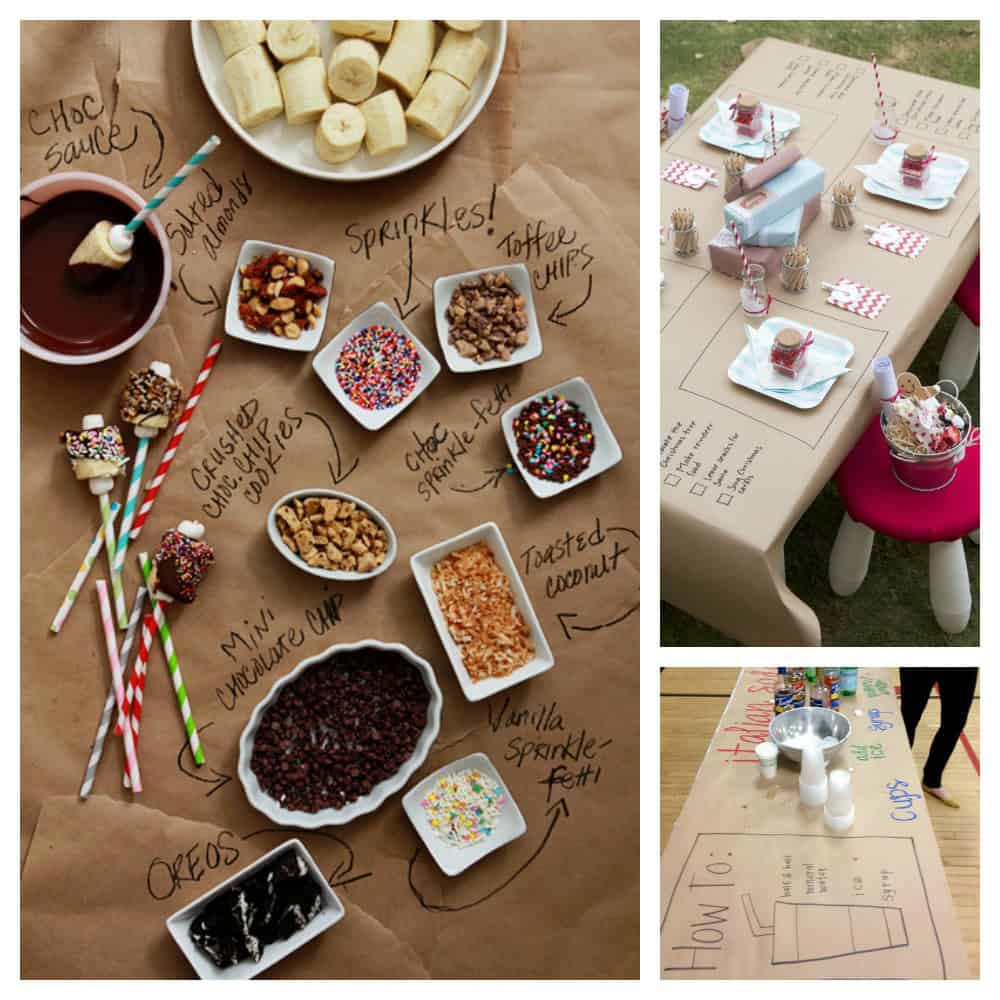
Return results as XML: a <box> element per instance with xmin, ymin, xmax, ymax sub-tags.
<box><xmin>213</xmin><ymin>20</ymin><xmax>492</xmax><ymax>164</ymax></box>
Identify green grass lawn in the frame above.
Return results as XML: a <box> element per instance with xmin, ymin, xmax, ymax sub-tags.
<box><xmin>661</xmin><ymin>21</ymin><xmax>980</xmax><ymax>646</ymax></box>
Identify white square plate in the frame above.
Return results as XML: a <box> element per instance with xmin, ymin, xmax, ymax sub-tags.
<box><xmin>432</xmin><ymin>263</ymin><xmax>542</xmax><ymax>373</ymax></box>
<box><xmin>166</xmin><ymin>839</ymin><xmax>344</xmax><ymax>980</ymax></box>
<box><xmin>312</xmin><ymin>301</ymin><xmax>441</xmax><ymax>430</ymax></box>
<box><xmin>410</xmin><ymin>521</ymin><xmax>555</xmax><ymax>703</ymax></box>
<box><xmin>697</xmin><ymin>97</ymin><xmax>801</xmax><ymax>157</ymax></box>
<box><xmin>501</xmin><ymin>376</ymin><xmax>623</xmax><ymax>498</ymax></box>
<box><xmin>728</xmin><ymin>317</ymin><xmax>855</xmax><ymax>410</ymax></box>
<box><xmin>225</xmin><ymin>240</ymin><xmax>334</xmax><ymax>352</ymax></box>
<box><xmin>402</xmin><ymin>752</ymin><xmax>526</xmax><ymax>877</ymax></box>
<box><xmin>858</xmin><ymin>144</ymin><xmax>970</xmax><ymax>210</ymax></box>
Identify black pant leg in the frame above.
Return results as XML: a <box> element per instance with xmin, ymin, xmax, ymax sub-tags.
<box><xmin>899</xmin><ymin>668</ymin><xmax>937</xmax><ymax>749</ymax></box>
<box><xmin>922</xmin><ymin>668</ymin><xmax>978</xmax><ymax>787</ymax></box>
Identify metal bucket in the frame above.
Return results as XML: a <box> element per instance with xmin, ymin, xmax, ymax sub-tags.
<box><xmin>881</xmin><ymin>389</ymin><xmax>974</xmax><ymax>492</ymax></box>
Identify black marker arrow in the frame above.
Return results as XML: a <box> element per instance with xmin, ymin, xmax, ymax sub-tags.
<box><xmin>132</xmin><ymin>107</ymin><xmax>165</xmax><ymax>189</ymax></box>
<box><xmin>449</xmin><ymin>464</ymin><xmax>514</xmax><ymax>494</ymax></box>
<box><xmin>607</xmin><ymin>524</ymin><xmax>640</xmax><ymax>542</ymax></box>
<box><xmin>304</xmin><ymin>410</ymin><xmax>359</xmax><ymax>484</ymax></box>
<box><xmin>407</xmin><ymin>797</ymin><xmax>569</xmax><ymax>912</ymax></box>
<box><xmin>556</xmin><ymin>603</ymin><xmax>639</xmax><ymax>641</ymax></box>
<box><xmin>242</xmin><ymin>827</ymin><xmax>373</xmax><ymax>890</ymax></box>
<box><xmin>546</xmin><ymin>272</ymin><xmax>593</xmax><ymax>327</ymax></box>
<box><xmin>176</xmin><ymin>263</ymin><xmax>225</xmax><ymax>317</ymax></box>
<box><xmin>176</xmin><ymin>722</ymin><xmax>232</xmax><ymax>796</ymax></box>
<box><xmin>393</xmin><ymin>235</ymin><xmax>420</xmax><ymax>319</ymax></box>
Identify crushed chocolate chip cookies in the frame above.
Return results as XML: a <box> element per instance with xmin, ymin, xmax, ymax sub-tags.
<box><xmin>275</xmin><ymin>495</ymin><xmax>388</xmax><ymax>573</ymax></box>
<box><xmin>445</xmin><ymin>271</ymin><xmax>529</xmax><ymax>364</ymax></box>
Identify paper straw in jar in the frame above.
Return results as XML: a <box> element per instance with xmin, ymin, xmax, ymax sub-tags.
<box><xmin>95</xmin><ymin>580</ymin><xmax>142</xmax><ymax>792</ymax></box>
<box><xmin>112</xmin><ymin>435</ymin><xmax>151</xmax><ymax>579</ymax></box>
<box><xmin>129</xmin><ymin>337</ymin><xmax>222</xmax><ymax>542</ymax></box>
<box><xmin>98</xmin><ymin>493</ymin><xmax>128</xmax><ymax>630</ymax></box>
<box><xmin>729</xmin><ymin>222</ymin><xmax>760</xmax><ymax>304</ymax></box>
<box><xmin>871</xmin><ymin>52</ymin><xmax>888</xmax><ymax>126</ymax></box>
<box><xmin>79</xmin><ymin>585</ymin><xmax>146</xmax><ymax>798</ymax></box>
<box><xmin>120</xmin><ymin>614</ymin><xmax>154</xmax><ymax>789</ymax></box>
<box><xmin>50</xmin><ymin>501</ymin><xmax>120</xmax><ymax>633</ymax></box>
<box><xmin>138</xmin><ymin>551</ymin><xmax>205</xmax><ymax>766</ymax></box>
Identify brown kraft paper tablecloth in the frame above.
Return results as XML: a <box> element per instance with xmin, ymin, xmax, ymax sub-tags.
<box><xmin>21</xmin><ymin>20</ymin><xmax>639</xmax><ymax>979</ymax></box>
<box><xmin>661</xmin><ymin>39</ymin><xmax>979</xmax><ymax>645</ymax></box>
<box><xmin>660</xmin><ymin>668</ymin><xmax>971</xmax><ymax>979</ymax></box>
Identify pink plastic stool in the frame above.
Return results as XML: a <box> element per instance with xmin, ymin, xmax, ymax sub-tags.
<box><xmin>829</xmin><ymin>416</ymin><xmax>980</xmax><ymax>634</ymax></box>
<box><xmin>940</xmin><ymin>253</ymin><xmax>979</xmax><ymax>388</ymax></box>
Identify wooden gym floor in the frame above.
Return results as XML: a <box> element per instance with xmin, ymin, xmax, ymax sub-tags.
<box><xmin>660</xmin><ymin>667</ymin><xmax>980</xmax><ymax>978</ymax></box>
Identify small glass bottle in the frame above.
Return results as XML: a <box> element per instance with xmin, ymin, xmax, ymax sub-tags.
<box><xmin>871</xmin><ymin>97</ymin><xmax>898</xmax><ymax>145</ymax></box>
<box><xmin>730</xmin><ymin>93</ymin><xmax>764</xmax><ymax>138</ymax></box>
<box><xmin>740</xmin><ymin>263</ymin><xmax>769</xmax><ymax>317</ymax></box>
<box><xmin>900</xmin><ymin>143</ymin><xmax>933</xmax><ymax>189</ymax></box>
<box><xmin>770</xmin><ymin>327</ymin><xmax>811</xmax><ymax>378</ymax></box>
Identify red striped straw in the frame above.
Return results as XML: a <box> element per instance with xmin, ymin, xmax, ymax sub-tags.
<box><xmin>129</xmin><ymin>338</ymin><xmax>222</xmax><ymax>541</ymax></box>
<box><xmin>729</xmin><ymin>221</ymin><xmax>759</xmax><ymax>303</ymax></box>
<box><xmin>770</xmin><ymin>111</ymin><xmax>777</xmax><ymax>157</ymax></box>
<box><xmin>120</xmin><ymin>614</ymin><xmax>153</xmax><ymax>788</ymax></box>
<box><xmin>871</xmin><ymin>52</ymin><xmax>888</xmax><ymax>126</ymax></box>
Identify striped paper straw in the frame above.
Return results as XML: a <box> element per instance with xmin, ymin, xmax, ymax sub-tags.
<box><xmin>130</xmin><ymin>338</ymin><xmax>222</xmax><ymax>541</ymax></box>
<box><xmin>100</xmin><ymin>493</ymin><xmax>128</xmax><ymax>630</ymax></box>
<box><xmin>124</xmin><ymin>136</ymin><xmax>221</xmax><ymax>235</ymax></box>
<box><xmin>730</xmin><ymin>221</ymin><xmax>761</xmax><ymax>306</ymax></box>
<box><xmin>138</xmin><ymin>552</ymin><xmax>205</xmax><ymax>765</ymax></box>
<box><xmin>121</xmin><ymin>614</ymin><xmax>154</xmax><ymax>789</ymax></box>
<box><xmin>50</xmin><ymin>502</ymin><xmax>120</xmax><ymax>633</ymax></box>
<box><xmin>113</xmin><ymin>435</ymin><xmax>150</xmax><ymax>577</ymax></box>
<box><xmin>770</xmin><ymin>110</ymin><xmax>777</xmax><ymax>158</ymax></box>
<box><xmin>79</xmin><ymin>586</ymin><xmax>145</xmax><ymax>798</ymax></box>
<box><xmin>871</xmin><ymin>52</ymin><xmax>888</xmax><ymax>126</ymax></box>
<box><xmin>95</xmin><ymin>580</ymin><xmax>142</xmax><ymax>792</ymax></box>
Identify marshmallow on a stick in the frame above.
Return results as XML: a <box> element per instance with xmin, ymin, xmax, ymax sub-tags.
<box><xmin>60</xmin><ymin>415</ymin><xmax>128</xmax><ymax>491</ymax></box>
<box><xmin>149</xmin><ymin>521</ymin><xmax>215</xmax><ymax>604</ymax></box>
<box><xmin>120</xmin><ymin>361</ymin><xmax>184</xmax><ymax>435</ymax></box>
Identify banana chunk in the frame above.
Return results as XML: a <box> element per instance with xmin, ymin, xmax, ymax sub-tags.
<box><xmin>278</xmin><ymin>57</ymin><xmax>331</xmax><ymax>126</ymax></box>
<box><xmin>212</xmin><ymin>20</ymin><xmax>266</xmax><ymax>59</ymax></box>
<box><xmin>68</xmin><ymin>220</ymin><xmax>132</xmax><ymax>271</ymax></box>
<box><xmin>443</xmin><ymin>21</ymin><xmax>483</xmax><ymax>31</ymax></box>
<box><xmin>359</xmin><ymin>90</ymin><xmax>408</xmax><ymax>156</ymax></box>
<box><xmin>405</xmin><ymin>71</ymin><xmax>471</xmax><ymax>142</ymax></box>
<box><xmin>223</xmin><ymin>44</ymin><xmax>284</xmax><ymax>129</ymax></box>
<box><xmin>315</xmin><ymin>103</ymin><xmax>367</xmax><ymax>164</ymax></box>
<box><xmin>330</xmin><ymin>20</ymin><xmax>394</xmax><ymax>43</ymax></box>
<box><xmin>266</xmin><ymin>20</ymin><xmax>320</xmax><ymax>63</ymax></box>
<box><xmin>431</xmin><ymin>29</ymin><xmax>489</xmax><ymax>88</ymax></box>
<box><xmin>378</xmin><ymin>20</ymin><xmax>436</xmax><ymax>99</ymax></box>
<box><xmin>327</xmin><ymin>38</ymin><xmax>379</xmax><ymax>103</ymax></box>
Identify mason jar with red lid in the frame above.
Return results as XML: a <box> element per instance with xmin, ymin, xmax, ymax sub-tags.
<box><xmin>770</xmin><ymin>327</ymin><xmax>813</xmax><ymax>378</ymax></box>
<box><xmin>900</xmin><ymin>143</ymin><xmax>934</xmax><ymax>189</ymax></box>
<box><xmin>729</xmin><ymin>93</ymin><xmax>763</xmax><ymax>138</ymax></box>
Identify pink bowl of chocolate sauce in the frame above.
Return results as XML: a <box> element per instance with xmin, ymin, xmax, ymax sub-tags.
<box><xmin>20</xmin><ymin>172</ymin><xmax>171</xmax><ymax>365</ymax></box>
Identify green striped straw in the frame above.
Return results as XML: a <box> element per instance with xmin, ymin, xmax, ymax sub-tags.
<box><xmin>99</xmin><ymin>493</ymin><xmax>128</xmax><ymax>630</ymax></box>
<box><xmin>50</xmin><ymin>502</ymin><xmax>120</xmax><ymax>633</ymax></box>
<box><xmin>123</xmin><ymin>136</ymin><xmax>221</xmax><ymax>237</ymax></box>
<box><xmin>138</xmin><ymin>551</ymin><xmax>204</xmax><ymax>766</ymax></box>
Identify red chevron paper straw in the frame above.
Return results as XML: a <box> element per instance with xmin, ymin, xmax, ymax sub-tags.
<box><xmin>120</xmin><ymin>614</ymin><xmax>153</xmax><ymax>789</ymax></box>
<box><xmin>129</xmin><ymin>338</ymin><xmax>222</xmax><ymax>541</ymax></box>
<box><xmin>871</xmin><ymin>52</ymin><xmax>888</xmax><ymax>127</ymax></box>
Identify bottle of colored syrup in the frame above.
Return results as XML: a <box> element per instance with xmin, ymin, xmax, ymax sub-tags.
<box><xmin>774</xmin><ymin>667</ymin><xmax>793</xmax><ymax>714</ymax></box>
<box><xmin>790</xmin><ymin>668</ymin><xmax>806</xmax><ymax>708</ymax></box>
<box><xmin>840</xmin><ymin>667</ymin><xmax>858</xmax><ymax>696</ymax></box>
<box><xmin>823</xmin><ymin>668</ymin><xmax>841</xmax><ymax>711</ymax></box>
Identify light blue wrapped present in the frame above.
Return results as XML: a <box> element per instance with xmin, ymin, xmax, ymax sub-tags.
<box><xmin>746</xmin><ymin>204</ymin><xmax>803</xmax><ymax>247</ymax></box>
<box><xmin>725</xmin><ymin>157</ymin><xmax>825</xmax><ymax>243</ymax></box>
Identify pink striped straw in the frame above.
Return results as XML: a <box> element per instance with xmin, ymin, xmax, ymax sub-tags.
<box><xmin>95</xmin><ymin>580</ymin><xmax>142</xmax><ymax>792</ymax></box>
<box><xmin>770</xmin><ymin>111</ymin><xmax>777</xmax><ymax>157</ymax></box>
<box><xmin>129</xmin><ymin>338</ymin><xmax>222</xmax><ymax>541</ymax></box>
<box><xmin>119</xmin><ymin>613</ymin><xmax>153</xmax><ymax>788</ymax></box>
<box><xmin>729</xmin><ymin>222</ymin><xmax>760</xmax><ymax>303</ymax></box>
<box><xmin>871</xmin><ymin>52</ymin><xmax>888</xmax><ymax>126</ymax></box>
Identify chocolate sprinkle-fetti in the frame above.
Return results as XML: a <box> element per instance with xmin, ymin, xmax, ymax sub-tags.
<box><xmin>335</xmin><ymin>324</ymin><xmax>421</xmax><ymax>410</ymax></box>
<box><xmin>420</xmin><ymin>767</ymin><xmax>506</xmax><ymax>848</ymax></box>
<box><xmin>153</xmin><ymin>528</ymin><xmax>215</xmax><ymax>603</ymax></box>
<box><xmin>513</xmin><ymin>394</ymin><xmax>596</xmax><ymax>483</ymax></box>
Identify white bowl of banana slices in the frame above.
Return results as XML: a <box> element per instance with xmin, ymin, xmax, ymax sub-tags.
<box><xmin>192</xmin><ymin>20</ymin><xmax>507</xmax><ymax>182</ymax></box>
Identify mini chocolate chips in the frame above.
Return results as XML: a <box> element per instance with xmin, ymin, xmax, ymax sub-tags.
<box><xmin>250</xmin><ymin>647</ymin><xmax>429</xmax><ymax>813</ymax></box>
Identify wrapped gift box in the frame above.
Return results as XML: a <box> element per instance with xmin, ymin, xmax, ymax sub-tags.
<box><xmin>710</xmin><ymin>194</ymin><xmax>821</xmax><ymax>277</ymax></box>
<box><xmin>724</xmin><ymin>145</ymin><xmax>825</xmax><ymax>243</ymax></box>
<box><xmin>747</xmin><ymin>203</ymin><xmax>804</xmax><ymax>247</ymax></box>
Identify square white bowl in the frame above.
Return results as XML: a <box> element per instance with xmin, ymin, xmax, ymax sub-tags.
<box><xmin>312</xmin><ymin>301</ymin><xmax>441</xmax><ymax>430</ymax></box>
<box><xmin>166</xmin><ymin>838</ymin><xmax>344</xmax><ymax>980</ymax></box>
<box><xmin>432</xmin><ymin>263</ymin><xmax>542</xmax><ymax>373</ymax></box>
<box><xmin>501</xmin><ymin>375</ymin><xmax>623</xmax><ymax>499</ymax></box>
<box><xmin>402</xmin><ymin>752</ymin><xmax>527</xmax><ymax>877</ymax></box>
<box><xmin>410</xmin><ymin>521</ymin><xmax>554</xmax><ymax>702</ymax></box>
<box><xmin>225</xmin><ymin>240</ymin><xmax>334</xmax><ymax>353</ymax></box>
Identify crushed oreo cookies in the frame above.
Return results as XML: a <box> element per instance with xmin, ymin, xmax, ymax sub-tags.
<box><xmin>189</xmin><ymin>849</ymin><xmax>323</xmax><ymax>969</ymax></box>
<box><xmin>250</xmin><ymin>646</ymin><xmax>430</xmax><ymax>813</ymax></box>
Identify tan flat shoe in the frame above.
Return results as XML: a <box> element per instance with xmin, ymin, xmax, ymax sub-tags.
<box><xmin>922</xmin><ymin>783</ymin><xmax>960</xmax><ymax>808</ymax></box>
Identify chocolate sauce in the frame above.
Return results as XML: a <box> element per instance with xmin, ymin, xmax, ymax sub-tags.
<box><xmin>20</xmin><ymin>190</ymin><xmax>165</xmax><ymax>356</ymax></box>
